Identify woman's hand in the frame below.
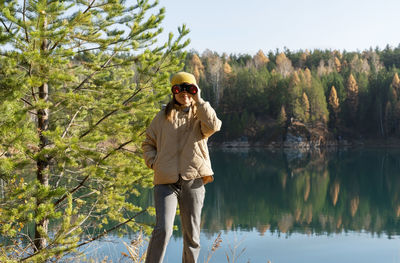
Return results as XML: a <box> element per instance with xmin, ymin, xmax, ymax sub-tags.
<box><xmin>192</xmin><ymin>85</ymin><xmax>203</xmax><ymax>103</ymax></box>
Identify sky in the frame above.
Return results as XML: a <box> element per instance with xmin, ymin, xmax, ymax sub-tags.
<box><xmin>159</xmin><ymin>0</ymin><xmax>400</xmax><ymax>55</ymax></box>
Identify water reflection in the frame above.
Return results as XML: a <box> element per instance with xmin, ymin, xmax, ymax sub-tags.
<box><xmin>200</xmin><ymin>148</ymin><xmax>400</xmax><ymax>238</ymax></box>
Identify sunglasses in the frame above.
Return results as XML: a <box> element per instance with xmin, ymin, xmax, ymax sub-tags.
<box><xmin>171</xmin><ymin>83</ymin><xmax>198</xmax><ymax>95</ymax></box>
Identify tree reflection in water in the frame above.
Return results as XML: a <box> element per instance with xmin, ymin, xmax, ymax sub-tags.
<box><xmin>199</xmin><ymin>148</ymin><xmax>400</xmax><ymax>238</ymax></box>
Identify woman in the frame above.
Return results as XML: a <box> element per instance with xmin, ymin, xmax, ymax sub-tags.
<box><xmin>142</xmin><ymin>72</ymin><xmax>222</xmax><ymax>263</ymax></box>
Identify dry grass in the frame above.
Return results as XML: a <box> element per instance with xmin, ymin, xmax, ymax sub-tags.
<box><xmin>120</xmin><ymin>229</ymin><xmax>147</xmax><ymax>263</ymax></box>
<box><xmin>204</xmin><ymin>232</ymin><xmax>222</xmax><ymax>263</ymax></box>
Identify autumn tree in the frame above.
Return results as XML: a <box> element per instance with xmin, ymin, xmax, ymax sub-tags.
<box><xmin>334</xmin><ymin>57</ymin><xmax>341</xmax><ymax>72</ymax></box>
<box><xmin>346</xmin><ymin>74</ymin><xmax>359</xmax><ymax>122</ymax></box>
<box><xmin>329</xmin><ymin>86</ymin><xmax>340</xmax><ymax>114</ymax></box>
<box><xmin>302</xmin><ymin>92</ymin><xmax>311</xmax><ymax>123</ymax></box>
<box><xmin>253</xmin><ymin>49</ymin><xmax>269</xmax><ymax>69</ymax></box>
<box><xmin>392</xmin><ymin>73</ymin><xmax>400</xmax><ymax>91</ymax></box>
<box><xmin>317</xmin><ymin>60</ymin><xmax>327</xmax><ymax>76</ymax></box>
<box><xmin>328</xmin><ymin>86</ymin><xmax>340</xmax><ymax>129</ymax></box>
<box><xmin>303</xmin><ymin>68</ymin><xmax>312</xmax><ymax>86</ymax></box>
<box><xmin>188</xmin><ymin>53</ymin><xmax>205</xmax><ymax>83</ymax></box>
<box><xmin>276</xmin><ymin>52</ymin><xmax>294</xmax><ymax>78</ymax></box>
<box><xmin>350</xmin><ymin>55</ymin><xmax>370</xmax><ymax>75</ymax></box>
<box><xmin>0</xmin><ymin>0</ymin><xmax>188</xmax><ymax>261</ymax></box>
<box><xmin>277</xmin><ymin>105</ymin><xmax>287</xmax><ymax>128</ymax></box>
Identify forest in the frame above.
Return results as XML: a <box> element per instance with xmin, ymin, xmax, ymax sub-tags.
<box><xmin>2</xmin><ymin>0</ymin><xmax>400</xmax><ymax>261</ymax></box>
<box><xmin>183</xmin><ymin>46</ymin><xmax>400</xmax><ymax>143</ymax></box>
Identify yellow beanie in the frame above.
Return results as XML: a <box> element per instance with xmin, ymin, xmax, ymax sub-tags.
<box><xmin>170</xmin><ymin>72</ymin><xmax>197</xmax><ymax>86</ymax></box>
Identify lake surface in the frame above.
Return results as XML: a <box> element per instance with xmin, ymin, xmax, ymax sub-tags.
<box><xmin>91</xmin><ymin>148</ymin><xmax>400</xmax><ymax>262</ymax></box>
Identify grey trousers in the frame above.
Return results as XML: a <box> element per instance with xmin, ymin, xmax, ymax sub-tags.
<box><xmin>145</xmin><ymin>177</ymin><xmax>205</xmax><ymax>263</ymax></box>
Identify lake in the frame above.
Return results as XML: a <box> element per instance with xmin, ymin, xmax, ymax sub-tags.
<box><xmin>90</xmin><ymin>148</ymin><xmax>400</xmax><ymax>262</ymax></box>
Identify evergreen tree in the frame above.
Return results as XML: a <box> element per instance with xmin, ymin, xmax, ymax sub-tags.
<box><xmin>307</xmin><ymin>76</ymin><xmax>329</xmax><ymax>125</ymax></box>
<box><xmin>384</xmin><ymin>101</ymin><xmax>393</xmax><ymax>136</ymax></box>
<box><xmin>0</xmin><ymin>0</ymin><xmax>188</xmax><ymax>261</ymax></box>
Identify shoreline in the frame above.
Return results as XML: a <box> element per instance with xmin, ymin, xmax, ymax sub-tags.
<box><xmin>210</xmin><ymin>138</ymin><xmax>400</xmax><ymax>150</ymax></box>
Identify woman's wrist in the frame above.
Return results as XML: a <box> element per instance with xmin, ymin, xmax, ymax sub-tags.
<box><xmin>195</xmin><ymin>98</ymin><xmax>205</xmax><ymax>105</ymax></box>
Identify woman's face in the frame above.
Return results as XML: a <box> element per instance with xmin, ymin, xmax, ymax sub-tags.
<box><xmin>174</xmin><ymin>91</ymin><xmax>193</xmax><ymax>106</ymax></box>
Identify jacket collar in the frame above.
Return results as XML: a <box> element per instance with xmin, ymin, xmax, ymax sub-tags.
<box><xmin>173</xmin><ymin>101</ymin><xmax>193</xmax><ymax>112</ymax></box>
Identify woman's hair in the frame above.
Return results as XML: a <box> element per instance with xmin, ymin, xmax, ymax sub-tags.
<box><xmin>165</xmin><ymin>96</ymin><xmax>197</xmax><ymax>122</ymax></box>
<box><xmin>164</xmin><ymin>97</ymin><xmax>177</xmax><ymax>122</ymax></box>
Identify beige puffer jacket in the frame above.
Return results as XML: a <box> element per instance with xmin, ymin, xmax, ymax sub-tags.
<box><xmin>142</xmin><ymin>99</ymin><xmax>222</xmax><ymax>185</ymax></box>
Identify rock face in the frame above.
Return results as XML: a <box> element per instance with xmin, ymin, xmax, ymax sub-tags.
<box><xmin>212</xmin><ymin>121</ymin><xmax>342</xmax><ymax>149</ymax></box>
<box><xmin>283</xmin><ymin>122</ymin><xmax>336</xmax><ymax>149</ymax></box>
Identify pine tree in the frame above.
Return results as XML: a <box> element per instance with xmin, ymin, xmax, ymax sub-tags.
<box><xmin>394</xmin><ymin>101</ymin><xmax>400</xmax><ymax>135</ymax></box>
<box><xmin>385</xmin><ymin>101</ymin><xmax>393</xmax><ymax>136</ymax></box>
<box><xmin>288</xmin><ymin>71</ymin><xmax>302</xmax><ymax>118</ymax></box>
<box><xmin>307</xmin><ymin>76</ymin><xmax>329</xmax><ymax>125</ymax></box>
<box><xmin>0</xmin><ymin>0</ymin><xmax>188</xmax><ymax>261</ymax></box>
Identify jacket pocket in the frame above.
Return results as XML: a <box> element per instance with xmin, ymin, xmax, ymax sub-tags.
<box><xmin>197</xmin><ymin>140</ymin><xmax>209</xmax><ymax>160</ymax></box>
<box><xmin>152</xmin><ymin>153</ymin><xmax>159</xmax><ymax>169</ymax></box>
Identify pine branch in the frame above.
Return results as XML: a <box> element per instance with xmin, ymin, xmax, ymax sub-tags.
<box><xmin>31</xmin><ymin>86</ymin><xmax>37</xmax><ymax>102</ymax></box>
<box><xmin>0</xmin><ymin>18</ymin><xmax>11</xmax><ymax>33</ymax></box>
<box><xmin>17</xmin><ymin>232</ymin><xmax>35</xmax><ymax>254</ymax></box>
<box><xmin>78</xmin><ymin>58</ymin><xmax>164</xmax><ymax>140</ymax></box>
<box><xmin>76</xmin><ymin>46</ymin><xmax>104</xmax><ymax>53</ymax></box>
<box><xmin>50</xmin><ymin>1</ymin><xmax>96</xmax><ymax>52</ymax></box>
<box><xmin>21</xmin><ymin>201</ymin><xmax>99</xmax><ymax>262</ymax></box>
<box><xmin>54</xmin><ymin>139</ymin><xmax>134</xmax><ymax>208</ymax></box>
<box><xmin>101</xmin><ymin>139</ymin><xmax>134</xmax><ymax>160</ymax></box>
<box><xmin>63</xmin><ymin>200</ymin><xmax>98</xmax><ymax>237</ymax></box>
<box><xmin>73</xmin><ymin>51</ymin><xmax>116</xmax><ymax>92</ymax></box>
<box><xmin>78</xmin><ymin>88</ymin><xmax>142</xmax><ymax>139</ymax></box>
<box><xmin>53</xmin><ymin>174</ymin><xmax>90</xmax><ymax>207</ymax></box>
<box><xmin>22</xmin><ymin>0</ymin><xmax>29</xmax><ymax>42</ymax></box>
<box><xmin>62</xmin><ymin>107</ymin><xmax>83</xmax><ymax>138</ymax></box>
<box><xmin>55</xmin><ymin>161</ymin><xmax>66</xmax><ymax>188</ymax></box>
<box><xmin>83</xmin><ymin>0</ymin><xmax>96</xmax><ymax>14</ymax></box>
<box><xmin>53</xmin><ymin>52</ymin><xmax>117</xmax><ymax>108</ymax></box>
<box><xmin>90</xmin><ymin>2</ymin><xmax>112</xmax><ymax>10</ymax></box>
<box><xmin>20</xmin><ymin>97</ymin><xmax>33</xmax><ymax>107</ymax></box>
<box><xmin>75</xmin><ymin>209</ymin><xmax>147</xmax><ymax>249</ymax></box>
